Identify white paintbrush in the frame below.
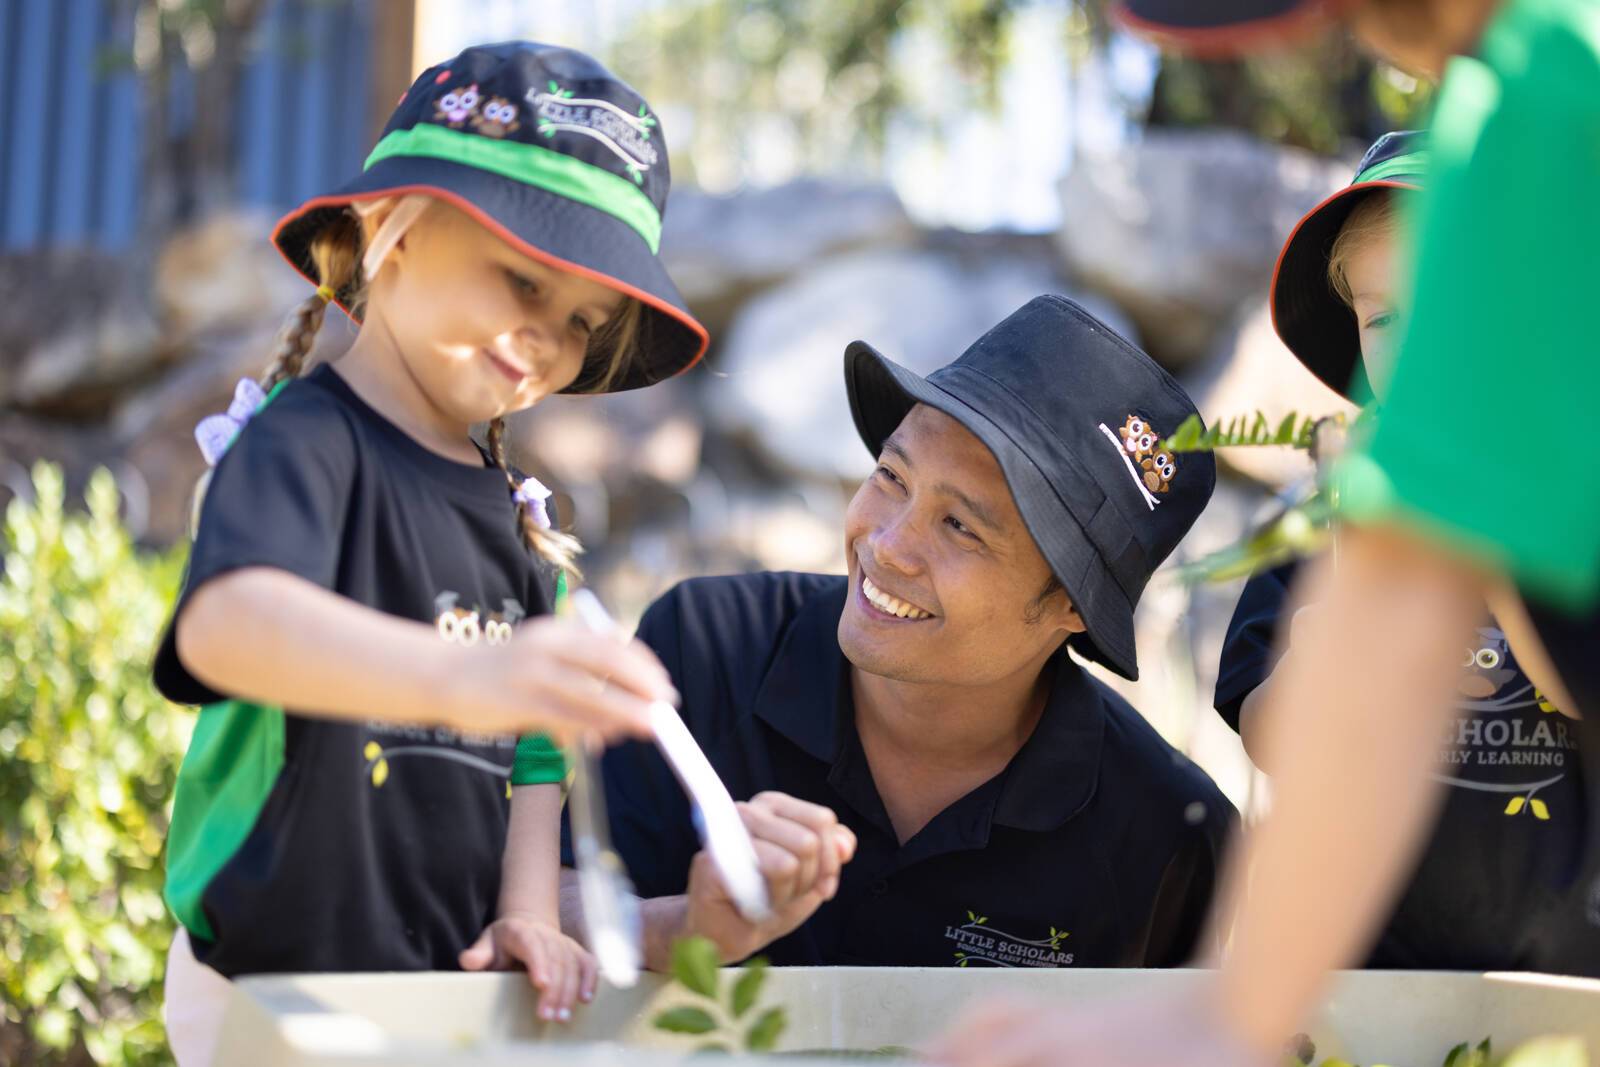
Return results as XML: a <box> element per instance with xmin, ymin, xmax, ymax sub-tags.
<box><xmin>571</xmin><ymin>589</ymin><xmax>772</xmax><ymax>924</ymax></box>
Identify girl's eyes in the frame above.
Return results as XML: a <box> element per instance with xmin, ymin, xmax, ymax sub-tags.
<box><xmin>506</xmin><ymin>269</ymin><xmax>538</xmax><ymax>298</ymax></box>
<box><xmin>874</xmin><ymin>465</ymin><xmax>905</xmax><ymax>489</ymax></box>
<box><xmin>1364</xmin><ymin>311</ymin><xmax>1397</xmax><ymax>330</ymax></box>
<box><xmin>570</xmin><ymin>315</ymin><xmax>594</xmax><ymax>338</ymax></box>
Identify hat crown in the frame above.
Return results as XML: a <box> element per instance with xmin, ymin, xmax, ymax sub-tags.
<box><xmin>389</xmin><ymin>41</ymin><xmax>672</xmax><ymax>214</ymax></box>
<box><xmin>1351</xmin><ymin>128</ymin><xmax>1426</xmax><ymax>185</ymax></box>
<box><xmin>928</xmin><ymin>295</ymin><xmax>1215</xmax><ymax>566</ymax></box>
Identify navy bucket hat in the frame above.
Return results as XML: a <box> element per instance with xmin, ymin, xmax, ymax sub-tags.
<box><xmin>845</xmin><ymin>295</ymin><xmax>1217</xmax><ymax>680</ymax></box>
<box><xmin>1271</xmin><ymin>130</ymin><xmax>1426</xmax><ymax>401</ymax></box>
<box><xmin>272</xmin><ymin>41</ymin><xmax>707</xmax><ymax>394</ymax></box>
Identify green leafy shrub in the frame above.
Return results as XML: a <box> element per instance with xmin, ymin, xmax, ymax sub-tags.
<box><xmin>1</xmin><ymin>464</ymin><xmax>189</xmax><ymax>1065</ymax></box>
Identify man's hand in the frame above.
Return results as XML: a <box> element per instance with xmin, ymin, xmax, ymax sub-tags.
<box><xmin>684</xmin><ymin>792</ymin><xmax>857</xmax><ymax>963</ymax></box>
<box><xmin>460</xmin><ymin>913</ymin><xmax>599</xmax><ymax>1022</ymax></box>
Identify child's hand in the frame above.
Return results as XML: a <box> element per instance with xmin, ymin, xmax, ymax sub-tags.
<box><xmin>440</xmin><ymin>617</ymin><xmax>676</xmax><ymax>744</ymax></box>
<box><xmin>460</xmin><ymin>913</ymin><xmax>599</xmax><ymax>1022</ymax></box>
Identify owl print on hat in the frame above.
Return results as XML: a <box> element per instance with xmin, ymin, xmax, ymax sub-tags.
<box><xmin>1141</xmin><ymin>449</ymin><xmax>1178</xmax><ymax>495</ymax></box>
<box><xmin>434</xmin><ymin>82</ymin><xmax>483</xmax><ymax>127</ymax></box>
<box><xmin>1117</xmin><ymin>415</ymin><xmax>1159</xmax><ymax>463</ymax></box>
<box><xmin>1100</xmin><ymin>413</ymin><xmax>1178</xmax><ymax>510</ymax></box>
<box><xmin>473</xmin><ymin>97</ymin><xmax>521</xmax><ymax>138</ymax></box>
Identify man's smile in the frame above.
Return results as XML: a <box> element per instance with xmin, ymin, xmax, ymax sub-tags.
<box><xmin>858</xmin><ymin>568</ymin><xmax>936</xmax><ymax>621</ymax></box>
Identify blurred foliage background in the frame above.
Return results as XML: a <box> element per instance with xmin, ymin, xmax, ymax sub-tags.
<box><xmin>1</xmin><ymin>466</ymin><xmax>188</xmax><ymax>1065</ymax></box>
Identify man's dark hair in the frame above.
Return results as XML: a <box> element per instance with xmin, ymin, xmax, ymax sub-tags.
<box><xmin>1023</xmin><ymin>574</ymin><xmax>1064</xmax><ymax>625</ymax></box>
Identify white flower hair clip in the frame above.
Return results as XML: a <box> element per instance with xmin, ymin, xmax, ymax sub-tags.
<box><xmin>194</xmin><ymin>378</ymin><xmax>267</xmax><ymax>466</ymax></box>
<box><xmin>513</xmin><ymin>476</ymin><xmax>553</xmax><ymax>530</ymax></box>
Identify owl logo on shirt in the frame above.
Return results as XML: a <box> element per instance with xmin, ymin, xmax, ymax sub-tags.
<box><xmin>434</xmin><ymin>592</ymin><xmax>481</xmax><ymax>645</ymax></box>
<box><xmin>1458</xmin><ymin>628</ymin><xmax>1515</xmax><ymax>700</ymax></box>
<box><xmin>435</xmin><ymin>592</ymin><xmax>530</xmax><ymax>647</ymax></box>
<box><xmin>484</xmin><ymin>599</ymin><xmax>526</xmax><ymax>646</ymax></box>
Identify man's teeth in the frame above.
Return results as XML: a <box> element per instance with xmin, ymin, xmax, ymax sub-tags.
<box><xmin>862</xmin><ymin>574</ymin><xmax>932</xmax><ymax>620</ymax></box>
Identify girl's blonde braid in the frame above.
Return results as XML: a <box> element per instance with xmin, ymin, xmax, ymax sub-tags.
<box><xmin>188</xmin><ymin>211</ymin><xmax>363</xmax><ymax>539</ymax></box>
<box><xmin>262</xmin><ymin>210</ymin><xmax>363</xmax><ymax>391</ymax></box>
<box><xmin>485</xmin><ymin>416</ymin><xmax>584</xmax><ymax>578</ymax></box>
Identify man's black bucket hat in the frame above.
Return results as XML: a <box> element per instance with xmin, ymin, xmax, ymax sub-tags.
<box><xmin>272</xmin><ymin>41</ymin><xmax>707</xmax><ymax>394</ymax></box>
<box><xmin>1113</xmin><ymin>0</ymin><xmax>1351</xmax><ymax>56</ymax></box>
<box><xmin>1272</xmin><ymin>130</ymin><xmax>1425</xmax><ymax>401</ymax></box>
<box><xmin>845</xmin><ymin>295</ymin><xmax>1217</xmax><ymax>681</ymax></box>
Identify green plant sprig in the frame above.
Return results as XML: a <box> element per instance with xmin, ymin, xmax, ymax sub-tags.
<box><xmin>652</xmin><ymin>936</ymin><xmax>788</xmax><ymax>1054</ymax></box>
<box><xmin>1165</xmin><ymin>411</ymin><xmax>1325</xmax><ymax>453</ymax></box>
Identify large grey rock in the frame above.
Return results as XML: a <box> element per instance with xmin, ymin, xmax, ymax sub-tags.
<box><xmin>662</xmin><ymin>181</ymin><xmax>917</xmax><ymax>339</ymax></box>
<box><xmin>707</xmin><ymin>243</ymin><xmax>1136</xmax><ymax>481</ymax></box>
<box><xmin>0</xmin><ymin>250</ymin><xmax>166</xmax><ymax>419</ymax></box>
<box><xmin>1056</xmin><ymin>130</ymin><xmax>1348</xmax><ymax>369</ymax></box>
<box><xmin>154</xmin><ymin>210</ymin><xmax>310</xmax><ymax>346</ymax></box>
<box><xmin>1184</xmin><ymin>299</ymin><xmax>1357</xmax><ymax>489</ymax></box>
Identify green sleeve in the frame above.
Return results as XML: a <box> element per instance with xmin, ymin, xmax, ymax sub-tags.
<box><xmin>511</xmin><ymin>571</ymin><xmax>570</xmax><ymax>786</ymax></box>
<box><xmin>1338</xmin><ymin>3</ymin><xmax>1600</xmax><ymax>611</ymax></box>
<box><xmin>511</xmin><ymin>733</ymin><xmax>567</xmax><ymax>786</ymax></box>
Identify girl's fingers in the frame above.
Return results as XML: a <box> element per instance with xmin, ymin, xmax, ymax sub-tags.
<box><xmin>551</xmin><ymin>950</ymin><xmax>579</xmax><ymax>1021</ymax></box>
<box><xmin>458</xmin><ymin>928</ymin><xmax>502</xmax><ymax>972</ymax></box>
<box><xmin>578</xmin><ymin>947</ymin><xmax>599</xmax><ymax>1003</ymax></box>
<box><xmin>514</xmin><ymin>662</ymin><xmax>655</xmax><ymax>739</ymax></box>
<box><xmin>533</xmin><ymin>621</ymin><xmax>678</xmax><ymax>704</ymax></box>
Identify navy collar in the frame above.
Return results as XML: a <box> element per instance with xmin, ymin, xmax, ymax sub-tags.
<box><xmin>751</xmin><ymin>578</ymin><xmax>1105</xmax><ymax>834</ymax></box>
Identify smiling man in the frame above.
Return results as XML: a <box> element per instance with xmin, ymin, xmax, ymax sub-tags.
<box><xmin>553</xmin><ymin>295</ymin><xmax>1234</xmax><ymax>970</ymax></box>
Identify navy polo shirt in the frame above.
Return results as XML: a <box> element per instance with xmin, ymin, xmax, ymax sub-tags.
<box><xmin>563</xmin><ymin>572</ymin><xmax>1236</xmax><ymax>968</ymax></box>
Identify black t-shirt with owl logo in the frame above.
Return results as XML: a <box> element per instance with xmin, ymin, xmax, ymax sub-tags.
<box><xmin>1216</xmin><ymin>563</ymin><xmax>1600</xmax><ymax>975</ymax></box>
<box><xmin>153</xmin><ymin>363</ymin><xmax>560</xmax><ymax>978</ymax></box>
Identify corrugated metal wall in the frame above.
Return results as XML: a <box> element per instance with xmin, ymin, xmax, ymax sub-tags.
<box><xmin>0</xmin><ymin>0</ymin><xmax>374</xmax><ymax>251</ymax></box>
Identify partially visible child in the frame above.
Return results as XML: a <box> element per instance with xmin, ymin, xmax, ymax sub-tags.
<box><xmin>933</xmin><ymin>1</ymin><xmax>1600</xmax><ymax>1062</ymax></box>
<box><xmin>1216</xmin><ymin>130</ymin><xmax>1597</xmax><ymax>976</ymax></box>
<box><xmin>155</xmin><ymin>42</ymin><xmax>705</xmax><ymax>1065</ymax></box>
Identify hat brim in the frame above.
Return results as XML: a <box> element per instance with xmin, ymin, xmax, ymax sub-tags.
<box><xmin>1113</xmin><ymin>0</ymin><xmax>1344</xmax><ymax>57</ymax></box>
<box><xmin>271</xmin><ymin>155</ymin><xmax>708</xmax><ymax>394</ymax></box>
<box><xmin>1270</xmin><ymin>179</ymin><xmax>1418</xmax><ymax>401</ymax></box>
<box><xmin>844</xmin><ymin>341</ymin><xmax>1140</xmax><ymax>680</ymax></box>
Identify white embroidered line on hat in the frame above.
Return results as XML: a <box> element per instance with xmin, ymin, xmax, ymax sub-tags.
<box><xmin>1097</xmin><ymin>423</ymin><xmax>1162</xmax><ymax>510</ymax></box>
<box><xmin>527</xmin><ymin>89</ymin><xmax>659</xmax><ymax>172</ymax></box>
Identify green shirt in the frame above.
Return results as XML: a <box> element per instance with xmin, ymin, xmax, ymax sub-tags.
<box><xmin>1338</xmin><ymin>0</ymin><xmax>1600</xmax><ymax>612</ymax></box>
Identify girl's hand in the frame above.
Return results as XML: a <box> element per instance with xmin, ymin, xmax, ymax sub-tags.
<box><xmin>459</xmin><ymin>913</ymin><xmax>599</xmax><ymax>1022</ymax></box>
<box><xmin>439</xmin><ymin>616</ymin><xmax>675</xmax><ymax>743</ymax></box>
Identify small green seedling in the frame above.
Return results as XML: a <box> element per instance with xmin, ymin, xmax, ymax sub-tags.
<box><xmin>652</xmin><ymin>936</ymin><xmax>788</xmax><ymax>1054</ymax></box>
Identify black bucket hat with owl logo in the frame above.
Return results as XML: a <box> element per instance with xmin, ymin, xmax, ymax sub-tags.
<box><xmin>845</xmin><ymin>295</ymin><xmax>1217</xmax><ymax>681</ymax></box>
<box><xmin>271</xmin><ymin>41</ymin><xmax>707</xmax><ymax>393</ymax></box>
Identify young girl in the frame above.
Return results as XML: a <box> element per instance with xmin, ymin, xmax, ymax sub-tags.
<box><xmin>1215</xmin><ymin>130</ymin><xmax>1597</xmax><ymax>976</ymax></box>
<box><xmin>154</xmin><ymin>41</ymin><xmax>706</xmax><ymax>1064</ymax></box>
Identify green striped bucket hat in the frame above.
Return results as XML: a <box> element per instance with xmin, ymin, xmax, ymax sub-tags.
<box><xmin>1270</xmin><ymin>130</ymin><xmax>1427</xmax><ymax>401</ymax></box>
<box><xmin>272</xmin><ymin>41</ymin><xmax>707</xmax><ymax>393</ymax></box>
